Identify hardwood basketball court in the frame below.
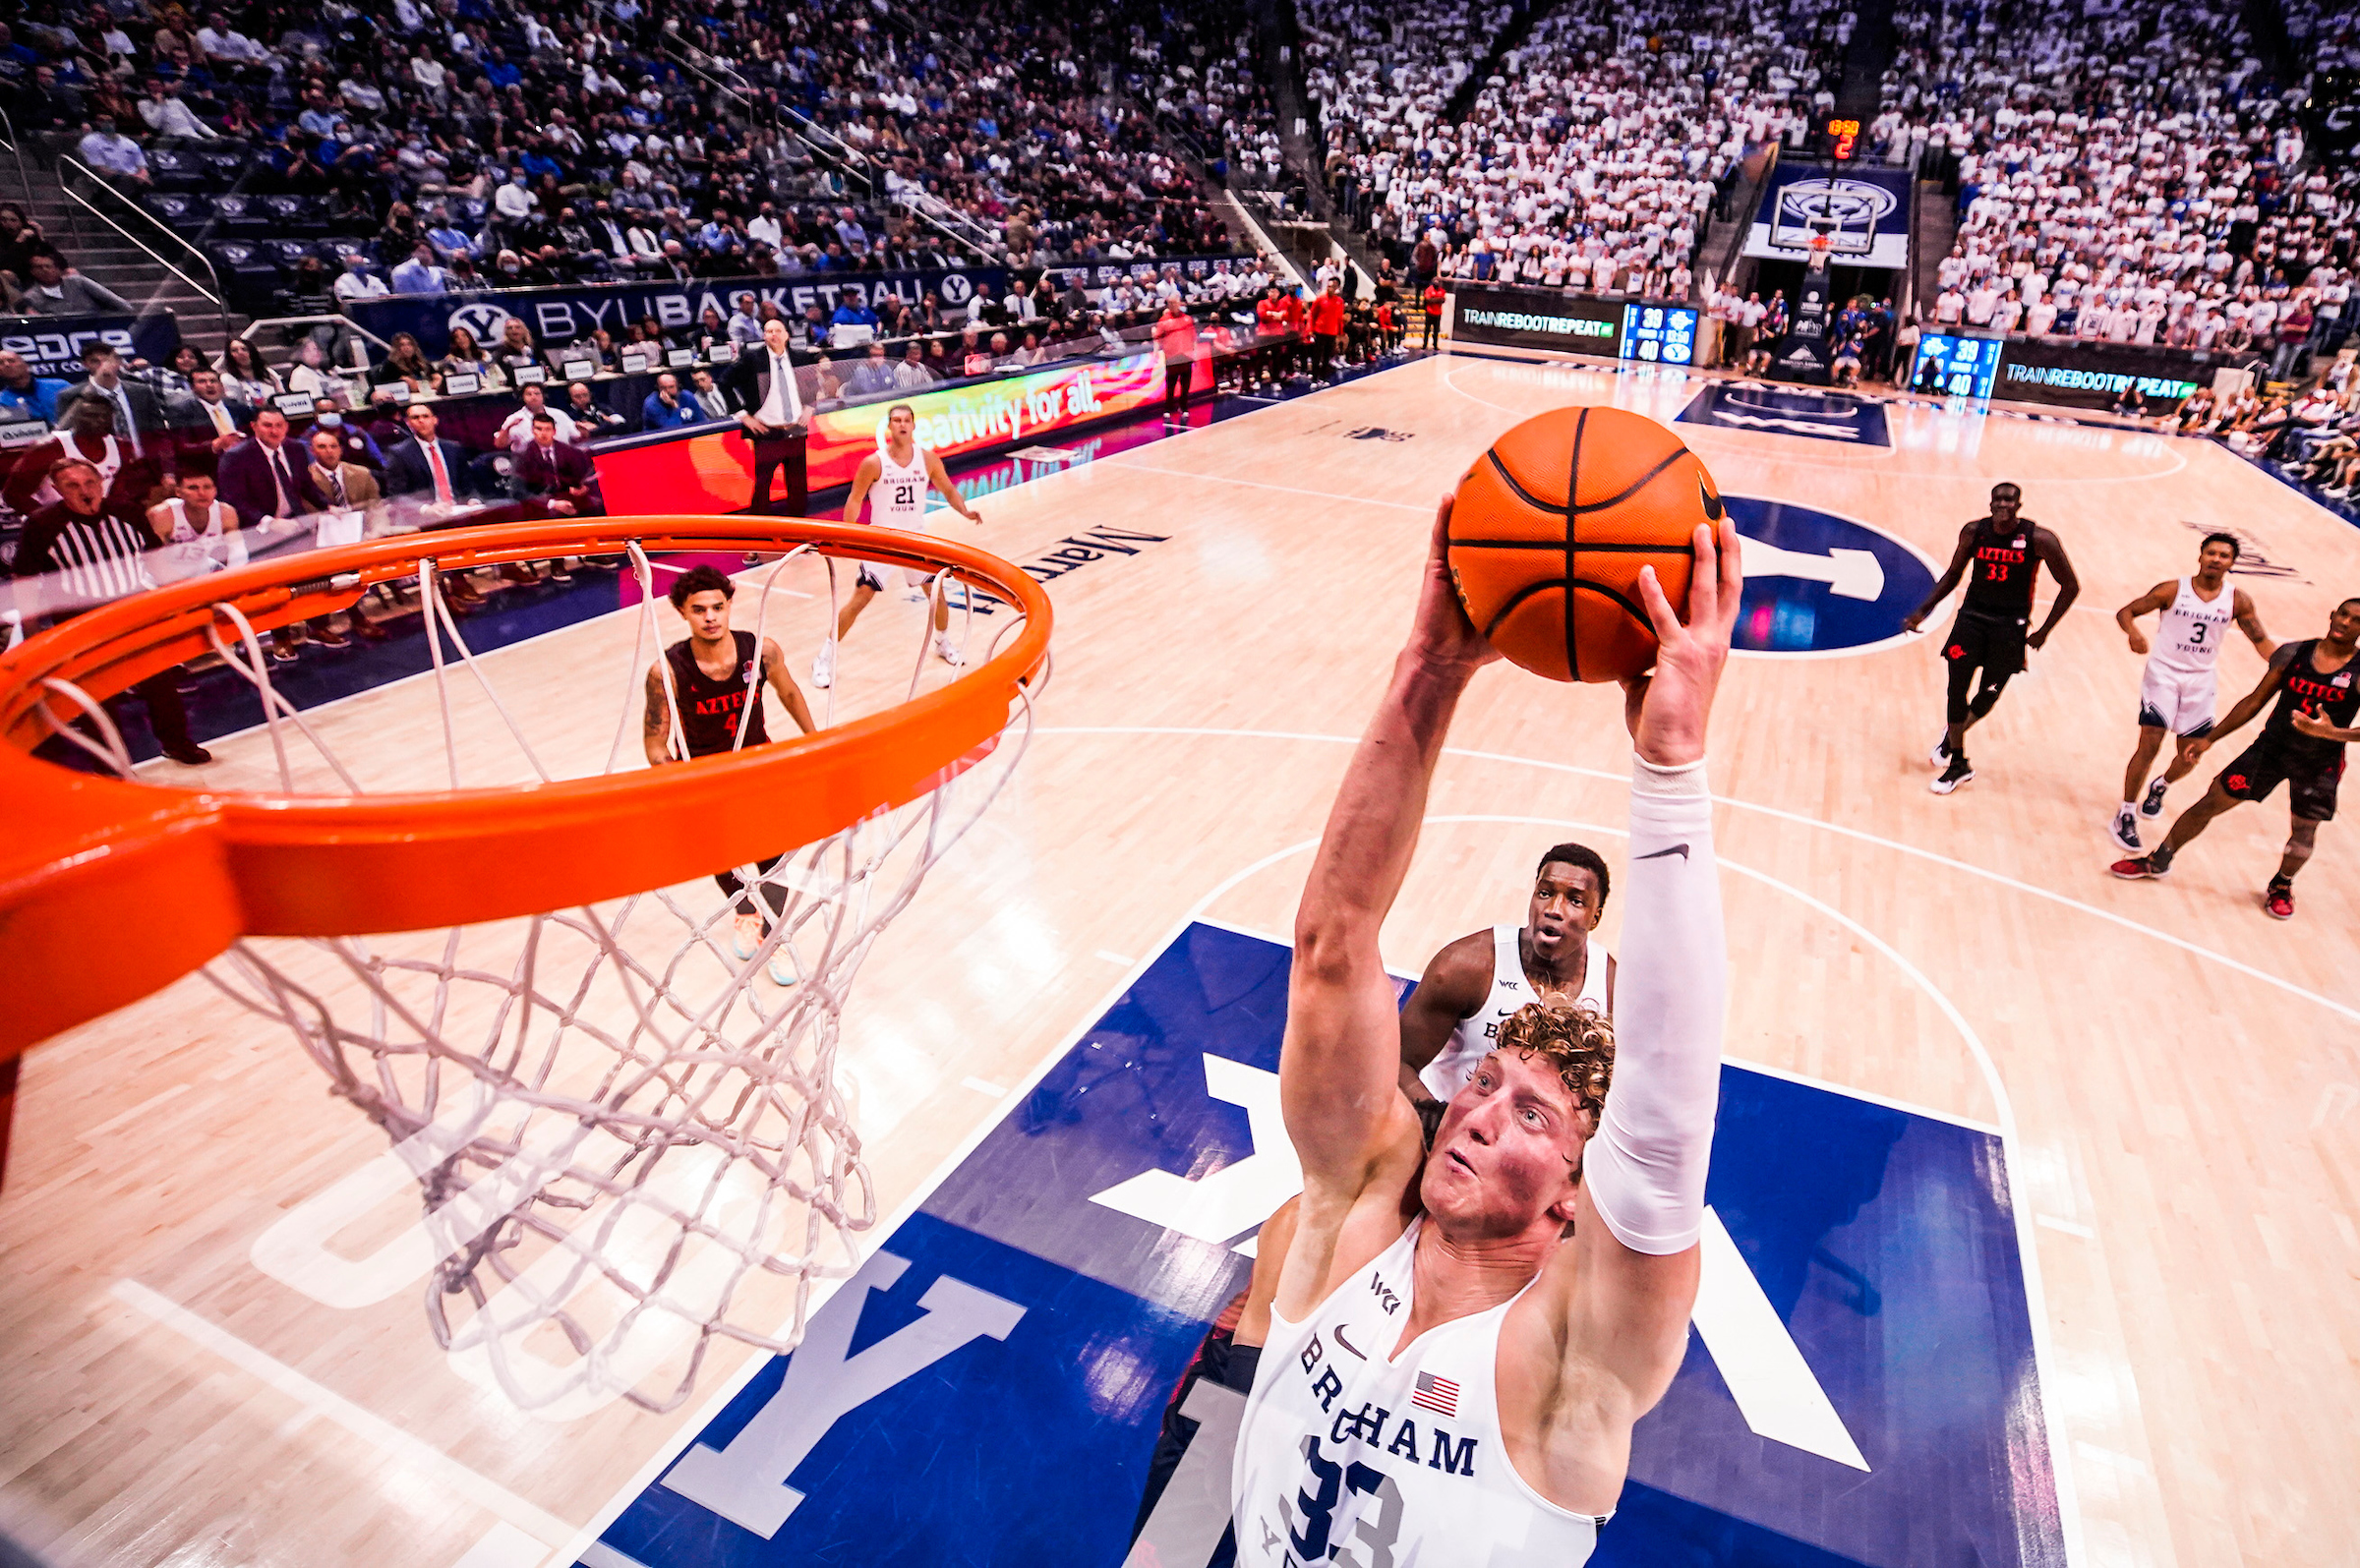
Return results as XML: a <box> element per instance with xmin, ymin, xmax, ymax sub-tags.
<box><xmin>4</xmin><ymin>351</ymin><xmax>2355</xmax><ymax>1568</ymax></box>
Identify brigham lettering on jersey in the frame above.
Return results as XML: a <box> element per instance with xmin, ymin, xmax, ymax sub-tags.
<box><xmin>2138</xmin><ymin>576</ymin><xmax>2238</xmax><ymax>737</ymax></box>
<box><xmin>874</xmin><ymin>442</ymin><xmax>934</xmax><ymax>529</ymax></box>
<box><xmin>1231</xmin><ymin>1220</ymin><xmax>1611</xmax><ymax>1567</ymax></box>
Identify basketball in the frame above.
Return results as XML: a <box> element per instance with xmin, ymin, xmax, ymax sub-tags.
<box><xmin>1447</xmin><ymin>407</ymin><xmax>1724</xmax><ymax>682</ymax></box>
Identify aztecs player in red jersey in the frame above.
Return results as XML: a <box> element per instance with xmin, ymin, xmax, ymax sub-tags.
<box><xmin>2113</xmin><ymin>596</ymin><xmax>2360</xmax><ymax>919</ymax></box>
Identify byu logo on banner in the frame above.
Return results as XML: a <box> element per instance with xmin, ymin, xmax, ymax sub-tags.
<box><xmin>447</xmin><ymin>302</ymin><xmax>516</xmax><ymax>345</ymax></box>
<box><xmin>938</xmin><ymin>272</ymin><xmax>975</xmax><ymax>304</ymax></box>
<box><xmin>1770</xmin><ymin>178</ymin><xmax>1898</xmax><ymax>254</ymax></box>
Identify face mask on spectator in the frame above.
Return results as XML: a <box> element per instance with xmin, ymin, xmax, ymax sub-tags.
<box><xmin>318</xmin><ymin>411</ymin><xmax>343</xmax><ymax>428</ymax></box>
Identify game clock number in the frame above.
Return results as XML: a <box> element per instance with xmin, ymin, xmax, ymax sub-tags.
<box><xmin>1827</xmin><ymin>118</ymin><xmax>1860</xmax><ymax>160</ymax></box>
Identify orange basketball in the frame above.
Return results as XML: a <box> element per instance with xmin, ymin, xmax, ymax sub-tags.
<box><xmin>1448</xmin><ymin>407</ymin><xmax>1722</xmax><ymax>683</ymax></box>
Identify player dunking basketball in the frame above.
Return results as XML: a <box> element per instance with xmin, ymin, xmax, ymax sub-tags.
<box><xmin>1398</xmin><ymin>843</ymin><xmax>1617</xmax><ymax>1107</ymax></box>
<box><xmin>1229</xmin><ymin>495</ymin><xmax>1739</xmax><ymax>1565</ymax></box>
<box><xmin>809</xmin><ymin>404</ymin><xmax>980</xmax><ymax>689</ymax></box>
<box><xmin>643</xmin><ymin>564</ymin><xmax>819</xmax><ymax>981</ymax></box>
<box><xmin>1903</xmin><ymin>483</ymin><xmax>2080</xmax><ymax>794</ymax></box>
<box><xmin>2106</xmin><ymin>533</ymin><xmax>2274</xmax><ymax>853</ymax></box>
<box><xmin>2112</xmin><ymin>596</ymin><xmax>2360</xmax><ymax>918</ymax></box>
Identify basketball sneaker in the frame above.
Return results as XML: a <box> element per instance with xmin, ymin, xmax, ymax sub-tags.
<box><xmin>2108</xmin><ymin>809</ymin><xmax>2141</xmax><ymax>853</ymax></box>
<box><xmin>767</xmin><ymin>945</ymin><xmax>800</xmax><ymax>987</ymax></box>
<box><xmin>810</xmin><ymin>638</ymin><xmax>836</xmax><ymax>689</ymax></box>
<box><xmin>1929</xmin><ymin>755</ymin><xmax>1974</xmax><ymax>794</ymax></box>
<box><xmin>731</xmin><ymin>910</ymin><xmax>766</xmax><ymax>961</ymax></box>
<box><xmin>2265</xmin><ymin>878</ymin><xmax>2295</xmax><ymax>919</ymax></box>
<box><xmin>934</xmin><ymin>633</ymin><xmax>965</xmax><ymax>668</ymax></box>
<box><xmin>1929</xmin><ymin>731</ymin><xmax>1953</xmax><ymax>766</ymax></box>
<box><xmin>2139</xmin><ymin>778</ymin><xmax>2169</xmax><ymax>818</ymax></box>
<box><xmin>2111</xmin><ymin>844</ymin><xmax>2173</xmax><ymax>879</ymax></box>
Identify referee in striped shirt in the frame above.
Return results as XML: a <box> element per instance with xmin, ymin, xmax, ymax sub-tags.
<box><xmin>10</xmin><ymin>458</ymin><xmax>211</xmax><ymax>766</ymax></box>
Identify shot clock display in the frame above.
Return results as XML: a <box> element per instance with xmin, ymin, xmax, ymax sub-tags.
<box><xmin>1826</xmin><ymin>118</ymin><xmax>1860</xmax><ymax>160</ymax></box>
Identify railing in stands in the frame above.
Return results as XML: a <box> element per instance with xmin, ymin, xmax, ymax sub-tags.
<box><xmin>0</xmin><ymin>104</ymin><xmax>31</xmax><ymax>214</ymax></box>
<box><xmin>659</xmin><ymin>39</ymin><xmax>1001</xmax><ymax>264</ymax></box>
<box><xmin>54</xmin><ymin>155</ymin><xmax>229</xmax><ymax>354</ymax></box>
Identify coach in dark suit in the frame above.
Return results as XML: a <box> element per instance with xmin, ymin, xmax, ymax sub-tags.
<box><xmin>721</xmin><ymin>317</ymin><xmax>808</xmax><ymax>516</ymax></box>
<box><xmin>511</xmin><ymin>414</ymin><xmax>601</xmax><ymax>515</ymax></box>
<box><xmin>384</xmin><ymin>403</ymin><xmax>490</xmax><ymax>508</ymax></box>
<box><xmin>215</xmin><ymin>407</ymin><xmax>324</xmax><ymax>528</ymax></box>
<box><xmin>58</xmin><ymin>342</ymin><xmax>169</xmax><ymax>454</ymax></box>
<box><xmin>164</xmin><ymin>368</ymin><xmax>255</xmax><ymax>474</ymax></box>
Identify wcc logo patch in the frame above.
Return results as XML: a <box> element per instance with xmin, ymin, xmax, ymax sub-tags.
<box><xmin>591</xmin><ymin>922</ymin><xmax>2061</xmax><ymax>1568</ymax></box>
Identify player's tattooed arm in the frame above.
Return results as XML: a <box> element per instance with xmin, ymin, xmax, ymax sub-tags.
<box><xmin>1903</xmin><ymin>522</ymin><xmax>1977</xmax><ymax>631</ymax></box>
<box><xmin>641</xmin><ymin>665</ymin><xmax>673</xmax><ymax>766</ymax></box>
<box><xmin>2114</xmin><ymin>581</ymin><xmax>2176</xmax><ymax>656</ymax></box>
<box><xmin>2233</xmin><ymin>590</ymin><xmax>2276</xmax><ymax>660</ymax></box>
<box><xmin>2026</xmin><ymin>527</ymin><xmax>2079</xmax><ymax>650</ymax></box>
<box><xmin>761</xmin><ymin>636</ymin><xmax>817</xmax><ymax>734</ymax></box>
<box><xmin>2189</xmin><ymin>643</ymin><xmax>2295</xmax><ymax>755</ymax></box>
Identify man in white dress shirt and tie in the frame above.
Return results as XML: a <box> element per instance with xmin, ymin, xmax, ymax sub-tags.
<box><xmin>722</xmin><ymin>317</ymin><xmax>808</xmax><ymax>516</ymax></box>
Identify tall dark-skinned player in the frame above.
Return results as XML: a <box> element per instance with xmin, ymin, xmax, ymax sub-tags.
<box><xmin>1903</xmin><ymin>482</ymin><xmax>2081</xmax><ymax>794</ymax></box>
<box><xmin>2113</xmin><ymin>596</ymin><xmax>2360</xmax><ymax>919</ymax></box>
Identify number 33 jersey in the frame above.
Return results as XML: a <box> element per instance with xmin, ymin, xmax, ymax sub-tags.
<box><xmin>1231</xmin><ymin>1218</ymin><xmax>1609</xmax><ymax>1566</ymax></box>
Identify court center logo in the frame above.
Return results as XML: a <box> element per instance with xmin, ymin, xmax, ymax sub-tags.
<box><xmin>446</xmin><ymin>301</ymin><xmax>516</xmax><ymax>345</ymax></box>
<box><xmin>1770</xmin><ymin>178</ymin><xmax>1897</xmax><ymax>254</ymax></box>
<box><xmin>1726</xmin><ymin>498</ymin><xmax>1937</xmax><ymax>658</ymax></box>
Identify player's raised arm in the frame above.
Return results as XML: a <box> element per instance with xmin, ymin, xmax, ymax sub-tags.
<box><xmin>1564</xmin><ymin>516</ymin><xmax>1740</xmax><ymax>1416</ymax></box>
<box><xmin>2027</xmin><ymin>527</ymin><xmax>2079</xmax><ymax>649</ymax></box>
<box><xmin>1283</xmin><ymin>495</ymin><xmax>1497</xmax><ymax>1189</ymax></box>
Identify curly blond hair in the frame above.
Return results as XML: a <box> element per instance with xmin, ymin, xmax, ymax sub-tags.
<box><xmin>1495</xmin><ymin>1000</ymin><xmax>1615</xmax><ymax>1122</ymax></box>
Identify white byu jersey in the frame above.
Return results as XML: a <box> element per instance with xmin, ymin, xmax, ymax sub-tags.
<box><xmin>1231</xmin><ymin>1218</ymin><xmax>1608</xmax><ymax>1567</ymax></box>
<box><xmin>1420</xmin><ymin>925</ymin><xmax>1611</xmax><ymax>1100</ymax></box>
<box><xmin>2147</xmin><ymin>576</ymin><xmax>2236</xmax><ymax>675</ymax></box>
<box><xmin>871</xmin><ymin>443</ymin><xmax>933</xmax><ymax>529</ymax></box>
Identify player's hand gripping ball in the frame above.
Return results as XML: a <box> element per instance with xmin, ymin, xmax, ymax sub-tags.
<box><xmin>1448</xmin><ymin>407</ymin><xmax>1724</xmax><ymax>682</ymax></box>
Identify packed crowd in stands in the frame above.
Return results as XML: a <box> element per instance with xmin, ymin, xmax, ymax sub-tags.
<box><xmin>1300</xmin><ymin>0</ymin><xmax>1841</xmax><ymax>299</ymax></box>
<box><xmin>0</xmin><ymin>0</ymin><xmax>1237</xmax><ymax>319</ymax></box>
<box><xmin>1883</xmin><ymin>0</ymin><xmax>2359</xmax><ymax>366</ymax></box>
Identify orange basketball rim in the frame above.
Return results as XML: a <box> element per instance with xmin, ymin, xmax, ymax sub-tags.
<box><xmin>0</xmin><ymin>516</ymin><xmax>1053</xmax><ymax>1054</ymax></box>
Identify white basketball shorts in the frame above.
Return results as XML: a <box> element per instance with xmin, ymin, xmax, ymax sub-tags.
<box><xmin>2137</xmin><ymin>662</ymin><xmax>2217</xmax><ymax>737</ymax></box>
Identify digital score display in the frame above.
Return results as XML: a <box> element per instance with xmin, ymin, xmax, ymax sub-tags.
<box><xmin>1911</xmin><ymin>333</ymin><xmax>2004</xmax><ymax>399</ymax></box>
<box><xmin>1826</xmin><ymin>117</ymin><xmax>1860</xmax><ymax>160</ymax></box>
<box><xmin>1620</xmin><ymin>304</ymin><xmax>1698</xmax><ymax>366</ymax></box>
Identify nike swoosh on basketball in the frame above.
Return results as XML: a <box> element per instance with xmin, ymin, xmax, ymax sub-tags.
<box><xmin>1332</xmin><ymin>1324</ymin><xmax>1368</xmax><ymax>1360</ymax></box>
<box><xmin>1636</xmin><ymin>843</ymin><xmax>1690</xmax><ymax>861</ymax></box>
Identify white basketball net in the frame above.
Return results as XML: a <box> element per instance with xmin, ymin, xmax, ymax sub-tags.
<box><xmin>40</xmin><ymin>538</ymin><xmax>1032</xmax><ymax>1417</ymax></box>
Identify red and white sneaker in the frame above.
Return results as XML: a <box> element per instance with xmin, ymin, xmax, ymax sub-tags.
<box><xmin>2110</xmin><ymin>849</ymin><xmax>2172</xmax><ymax>879</ymax></box>
<box><xmin>2265</xmin><ymin>880</ymin><xmax>2295</xmax><ymax>919</ymax></box>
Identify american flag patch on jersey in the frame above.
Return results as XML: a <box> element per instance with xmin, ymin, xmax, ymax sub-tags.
<box><xmin>1411</xmin><ymin>1370</ymin><xmax>1459</xmax><ymax>1419</ymax></box>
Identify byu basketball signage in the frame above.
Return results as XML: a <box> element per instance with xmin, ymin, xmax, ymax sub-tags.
<box><xmin>590</xmin><ymin>923</ymin><xmax>2060</xmax><ymax>1568</ymax></box>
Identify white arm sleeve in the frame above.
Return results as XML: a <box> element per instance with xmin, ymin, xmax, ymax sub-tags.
<box><xmin>1581</xmin><ymin>753</ymin><xmax>1726</xmax><ymax>1256</ymax></box>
